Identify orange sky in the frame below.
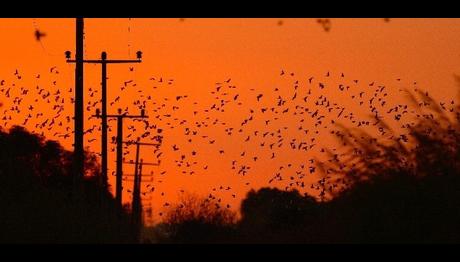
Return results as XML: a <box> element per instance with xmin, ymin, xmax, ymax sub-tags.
<box><xmin>1</xmin><ymin>18</ymin><xmax>460</xmax><ymax>225</ymax></box>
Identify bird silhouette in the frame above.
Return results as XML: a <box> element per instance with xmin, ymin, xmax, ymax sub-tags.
<box><xmin>34</xmin><ymin>29</ymin><xmax>46</xmax><ymax>41</ymax></box>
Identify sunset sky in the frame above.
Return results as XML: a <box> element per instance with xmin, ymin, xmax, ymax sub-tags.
<box><xmin>1</xmin><ymin>18</ymin><xmax>460</xmax><ymax>224</ymax></box>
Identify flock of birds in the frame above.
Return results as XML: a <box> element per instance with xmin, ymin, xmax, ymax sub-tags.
<box><xmin>2</xmin><ymin>60</ymin><xmax>454</xmax><ymax>222</ymax></box>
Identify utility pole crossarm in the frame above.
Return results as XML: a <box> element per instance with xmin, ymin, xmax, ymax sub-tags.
<box><xmin>92</xmin><ymin>114</ymin><xmax>149</xmax><ymax>119</ymax></box>
<box><xmin>94</xmin><ymin>108</ymin><xmax>148</xmax><ymax>119</ymax></box>
<box><xmin>122</xmin><ymin>174</ymin><xmax>154</xmax><ymax>177</ymax></box>
<box><xmin>122</xmin><ymin>141</ymin><xmax>162</xmax><ymax>146</ymax></box>
<box><xmin>65</xmin><ymin>50</ymin><xmax>143</xmax><ymax>64</ymax></box>
<box><xmin>66</xmin><ymin>59</ymin><xmax>141</xmax><ymax>64</ymax></box>
<box><xmin>136</xmin><ymin>142</ymin><xmax>162</xmax><ymax>146</ymax></box>
<box><xmin>122</xmin><ymin>161</ymin><xmax>160</xmax><ymax>166</ymax></box>
<box><xmin>106</xmin><ymin>114</ymin><xmax>148</xmax><ymax>118</ymax></box>
<box><xmin>122</xmin><ymin>141</ymin><xmax>161</xmax><ymax>147</ymax></box>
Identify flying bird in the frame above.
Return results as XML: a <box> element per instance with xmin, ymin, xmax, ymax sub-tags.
<box><xmin>34</xmin><ymin>29</ymin><xmax>46</xmax><ymax>41</ymax></box>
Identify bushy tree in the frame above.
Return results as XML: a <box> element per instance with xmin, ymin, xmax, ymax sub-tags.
<box><xmin>0</xmin><ymin>125</ymin><xmax>135</xmax><ymax>243</ymax></box>
<box><xmin>155</xmin><ymin>193</ymin><xmax>237</xmax><ymax>243</ymax></box>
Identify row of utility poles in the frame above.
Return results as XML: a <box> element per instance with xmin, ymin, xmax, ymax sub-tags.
<box><xmin>104</xmin><ymin>108</ymin><xmax>147</xmax><ymax>210</ymax></box>
<box><xmin>124</xmin><ymin>139</ymin><xmax>161</xmax><ymax>239</ymax></box>
<box><xmin>67</xmin><ymin>18</ymin><xmax>162</xmax><ymax>241</ymax></box>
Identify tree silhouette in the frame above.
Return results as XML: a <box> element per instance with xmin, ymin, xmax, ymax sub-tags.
<box><xmin>153</xmin><ymin>193</ymin><xmax>237</xmax><ymax>243</ymax></box>
<box><xmin>0</xmin><ymin>125</ymin><xmax>135</xmax><ymax>243</ymax></box>
<box><xmin>317</xmin><ymin>87</ymin><xmax>460</xmax><ymax>243</ymax></box>
<box><xmin>239</xmin><ymin>187</ymin><xmax>323</xmax><ymax>243</ymax></box>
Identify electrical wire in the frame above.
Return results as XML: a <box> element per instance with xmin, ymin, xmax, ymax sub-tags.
<box><xmin>127</xmin><ymin>18</ymin><xmax>132</xmax><ymax>58</ymax></box>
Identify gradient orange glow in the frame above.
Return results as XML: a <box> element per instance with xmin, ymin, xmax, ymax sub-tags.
<box><xmin>1</xmin><ymin>18</ymin><xmax>460</xmax><ymax>225</ymax></box>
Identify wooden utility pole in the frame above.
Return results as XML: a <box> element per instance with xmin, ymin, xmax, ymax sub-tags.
<box><xmin>132</xmin><ymin>144</ymin><xmax>141</xmax><ymax>229</ymax></box>
<box><xmin>64</xmin><ymin>18</ymin><xmax>85</xmax><ymax>199</ymax></box>
<box><xmin>74</xmin><ymin>18</ymin><xmax>84</xmax><ymax>183</ymax></box>
<box><xmin>67</xmin><ymin>51</ymin><xmax>142</xmax><ymax>188</ymax></box>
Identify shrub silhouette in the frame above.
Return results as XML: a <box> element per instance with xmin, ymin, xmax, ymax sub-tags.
<box><xmin>155</xmin><ymin>87</ymin><xmax>460</xmax><ymax>243</ymax></box>
<box><xmin>319</xmin><ymin>88</ymin><xmax>460</xmax><ymax>243</ymax></box>
<box><xmin>154</xmin><ymin>193</ymin><xmax>237</xmax><ymax>243</ymax></box>
<box><xmin>0</xmin><ymin>125</ymin><xmax>135</xmax><ymax>243</ymax></box>
<box><xmin>239</xmin><ymin>187</ymin><xmax>323</xmax><ymax>243</ymax></box>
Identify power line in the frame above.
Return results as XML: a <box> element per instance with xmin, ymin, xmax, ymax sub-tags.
<box><xmin>127</xmin><ymin>18</ymin><xmax>132</xmax><ymax>58</ymax></box>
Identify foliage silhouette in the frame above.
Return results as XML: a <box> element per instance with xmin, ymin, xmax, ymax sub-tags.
<box><xmin>0</xmin><ymin>125</ymin><xmax>135</xmax><ymax>243</ymax></box>
<box><xmin>238</xmin><ymin>187</ymin><xmax>323</xmax><ymax>243</ymax></box>
<box><xmin>316</xmin><ymin>88</ymin><xmax>460</xmax><ymax>243</ymax></box>
<box><xmin>153</xmin><ymin>193</ymin><xmax>237</xmax><ymax>243</ymax></box>
<box><xmin>153</xmin><ymin>87</ymin><xmax>460</xmax><ymax>243</ymax></box>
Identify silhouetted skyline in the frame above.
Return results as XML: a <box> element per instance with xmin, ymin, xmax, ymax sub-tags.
<box><xmin>1</xmin><ymin>19</ymin><xmax>460</xmax><ymax>236</ymax></box>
